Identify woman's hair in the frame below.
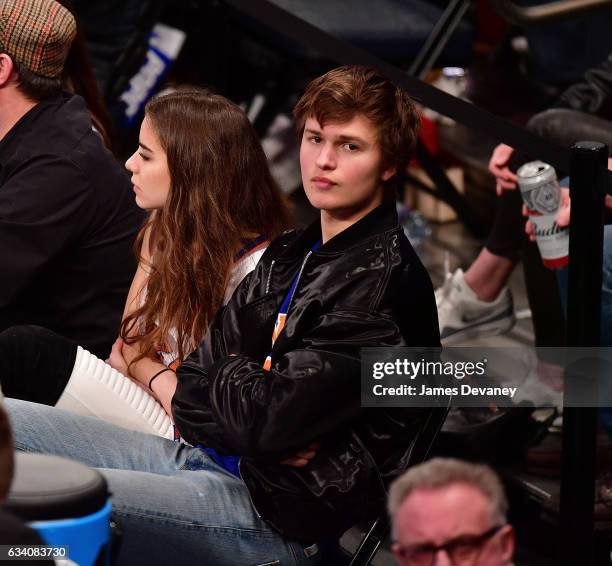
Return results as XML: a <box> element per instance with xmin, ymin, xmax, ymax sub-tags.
<box><xmin>121</xmin><ymin>88</ymin><xmax>292</xmax><ymax>364</ymax></box>
<box><xmin>293</xmin><ymin>65</ymin><xmax>421</xmax><ymax>187</ymax></box>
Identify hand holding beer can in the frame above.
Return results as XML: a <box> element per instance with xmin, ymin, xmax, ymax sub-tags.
<box><xmin>517</xmin><ymin>161</ymin><xmax>569</xmax><ymax>269</ymax></box>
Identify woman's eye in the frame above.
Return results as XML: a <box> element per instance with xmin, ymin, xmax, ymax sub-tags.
<box><xmin>309</xmin><ymin>136</ymin><xmax>322</xmax><ymax>144</ymax></box>
<box><xmin>139</xmin><ymin>152</ymin><xmax>150</xmax><ymax>161</ymax></box>
<box><xmin>344</xmin><ymin>143</ymin><xmax>359</xmax><ymax>151</ymax></box>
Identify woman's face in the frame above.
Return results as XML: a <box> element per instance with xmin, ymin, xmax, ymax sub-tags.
<box><xmin>125</xmin><ymin>116</ymin><xmax>171</xmax><ymax>210</ymax></box>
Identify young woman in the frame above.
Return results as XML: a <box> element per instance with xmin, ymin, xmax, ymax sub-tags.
<box><xmin>0</xmin><ymin>87</ymin><xmax>291</xmax><ymax>436</ymax></box>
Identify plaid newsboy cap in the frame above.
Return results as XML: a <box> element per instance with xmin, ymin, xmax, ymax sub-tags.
<box><xmin>0</xmin><ymin>0</ymin><xmax>76</xmax><ymax>79</ymax></box>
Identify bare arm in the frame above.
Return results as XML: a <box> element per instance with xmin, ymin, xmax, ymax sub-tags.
<box><xmin>106</xmin><ymin>219</ymin><xmax>178</xmax><ymax>414</ymax></box>
<box><xmin>116</xmin><ymin>338</ymin><xmax>177</xmax><ymax>416</ymax></box>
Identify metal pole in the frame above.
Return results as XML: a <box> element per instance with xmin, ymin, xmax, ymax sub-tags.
<box><xmin>560</xmin><ymin>141</ymin><xmax>607</xmax><ymax>565</ymax></box>
<box><xmin>408</xmin><ymin>0</ymin><xmax>471</xmax><ymax>79</ymax></box>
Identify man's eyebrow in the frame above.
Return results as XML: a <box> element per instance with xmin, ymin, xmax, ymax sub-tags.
<box><xmin>138</xmin><ymin>142</ymin><xmax>153</xmax><ymax>152</ymax></box>
<box><xmin>336</xmin><ymin>134</ymin><xmax>368</xmax><ymax>145</ymax></box>
<box><xmin>304</xmin><ymin>129</ymin><xmax>368</xmax><ymax>145</ymax></box>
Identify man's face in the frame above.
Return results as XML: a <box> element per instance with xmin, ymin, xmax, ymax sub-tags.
<box><xmin>392</xmin><ymin>483</ymin><xmax>514</xmax><ymax>566</ymax></box>
<box><xmin>299</xmin><ymin>114</ymin><xmax>394</xmax><ymax>222</ymax></box>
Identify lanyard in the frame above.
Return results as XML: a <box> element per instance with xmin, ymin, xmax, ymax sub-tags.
<box><xmin>263</xmin><ymin>240</ymin><xmax>321</xmax><ymax>371</ymax></box>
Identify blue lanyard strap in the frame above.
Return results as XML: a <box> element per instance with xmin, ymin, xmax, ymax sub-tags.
<box><xmin>279</xmin><ymin>239</ymin><xmax>321</xmax><ymax>318</ymax></box>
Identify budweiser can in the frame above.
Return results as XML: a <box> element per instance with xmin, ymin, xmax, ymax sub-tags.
<box><xmin>517</xmin><ymin>160</ymin><xmax>569</xmax><ymax>269</ymax></box>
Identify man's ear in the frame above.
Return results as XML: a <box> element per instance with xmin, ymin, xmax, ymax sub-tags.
<box><xmin>381</xmin><ymin>167</ymin><xmax>396</xmax><ymax>182</ymax></box>
<box><xmin>0</xmin><ymin>54</ymin><xmax>15</xmax><ymax>88</ymax></box>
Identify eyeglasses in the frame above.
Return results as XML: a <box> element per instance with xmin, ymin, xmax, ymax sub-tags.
<box><xmin>394</xmin><ymin>524</ymin><xmax>504</xmax><ymax>566</ymax></box>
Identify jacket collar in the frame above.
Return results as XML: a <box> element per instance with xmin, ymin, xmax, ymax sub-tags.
<box><xmin>280</xmin><ymin>201</ymin><xmax>400</xmax><ymax>260</ymax></box>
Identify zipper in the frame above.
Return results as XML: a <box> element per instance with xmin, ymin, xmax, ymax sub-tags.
<box><xmin>265</xmin><ymin>259</ymin><xmax>276</xmax><ymax>294</ymax></box>
<box><xmin>286</xmin><ymin>251</ymin><xmax>312</xmax><ymax>314</ymax></box>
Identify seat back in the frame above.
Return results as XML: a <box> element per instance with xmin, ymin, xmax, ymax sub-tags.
<box><xmin>5</xmin><ymin>453</ymin><xmax>112</xmax><ymax>566</ymax></box>
<box><xmin>348</xmin><ymin>405</ymin><xmax>450</xmax><ymax>566</ymax></box>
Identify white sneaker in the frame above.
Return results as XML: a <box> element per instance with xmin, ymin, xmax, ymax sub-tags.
<box><xmin>436</xmin><ymin>268</ymin><xmax>516</xmax><ymax>343</ymax></box>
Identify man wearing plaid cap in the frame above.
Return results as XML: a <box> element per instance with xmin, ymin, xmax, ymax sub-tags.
<box><xmin>0</xmin><ymin>0</ymin><xmax>143</xmax><ymax>358</ymax></box>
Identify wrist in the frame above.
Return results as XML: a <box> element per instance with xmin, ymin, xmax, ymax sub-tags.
<box><xmin>148</xmin><ymin>367</ymin><xmax>174</xmax><ymax>391</ymax></box>
<box><xmin>150</xmin><ymin>368</ymin><xmax>177</xmax><ymax>394</ymax></box>
<box><xmin>150</xmin><ymin>370</ymin><xmax>178</xmax><ymax>416</ymax></box>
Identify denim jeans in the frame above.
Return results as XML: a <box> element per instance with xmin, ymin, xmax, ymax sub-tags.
<box><xmin>5</xmin><ymin>399</ymin><xmax>320</xmax><ymax>566</ymax></box>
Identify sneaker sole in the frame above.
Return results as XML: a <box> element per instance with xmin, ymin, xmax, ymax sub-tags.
<box><xmin>441</xmin><ymin>314</ymin><xmax>516</xmax><ymax>345</ymax></box>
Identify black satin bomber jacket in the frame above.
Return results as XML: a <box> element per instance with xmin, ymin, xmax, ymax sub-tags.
<box><xmin>172</xmin><ymin>202</ymin><xmax>441</xmax><ymax>543</ymax></box>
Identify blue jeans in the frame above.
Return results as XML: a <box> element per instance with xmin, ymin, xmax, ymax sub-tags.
<box><xmin>5</xmin><ymin>399</ymin><xmax>320</xmax><ymax>566</ymax></box>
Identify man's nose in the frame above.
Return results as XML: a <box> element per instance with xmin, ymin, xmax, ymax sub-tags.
<box><xmin>315</xmin><ymin>143</ymin><xmax>336</xmax><ymax>170</ymax></box>
<box><xmin>432</xmin><ymin>549</ymin><xmax>453</xmax><ymax>566</ymax></box>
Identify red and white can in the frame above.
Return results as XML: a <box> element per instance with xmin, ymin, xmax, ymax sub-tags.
<box><xmin>517</xmin><ymin>160</ymin><xmax>569</xmax><ymax>269</ymax></box>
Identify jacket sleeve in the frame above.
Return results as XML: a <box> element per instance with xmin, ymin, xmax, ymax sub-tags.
<box><xmin>0</xmin><ymin>154</ymin><xmax>92</xmax><ymax>325</ymax></box>
<box><xmin>172</xmin><ymin>268</ymin><xmax>256</xmax><ymax>449</ymax></box>
<box><xmin>174</xmin><ymin>306</ymin><xmax>406</xmax><ymax>460</ymax></box>
<box><xmin>556</xmin><ymin>54</ymin><xmax>612</xmax><ymax>116</ymax></box>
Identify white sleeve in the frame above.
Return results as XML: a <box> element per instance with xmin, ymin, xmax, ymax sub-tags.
<box><xmin>56</xmin><ymin>347</ymin><xmax>175</xmax><ymax>440</ymax></box>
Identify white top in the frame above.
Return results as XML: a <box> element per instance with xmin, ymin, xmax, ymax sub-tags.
<box><xmin>158</xmin><ymin>246</ymin><xmax>267</xmax><ymax>368</ymax></box>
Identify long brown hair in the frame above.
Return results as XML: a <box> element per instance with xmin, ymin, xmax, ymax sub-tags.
<box><xmin>121</xmin><ymin>88</ymin><xmax>291</xmax><ymax>363</ymax></box>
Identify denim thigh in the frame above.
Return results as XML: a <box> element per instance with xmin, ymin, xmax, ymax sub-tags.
<box><xmin>5</xmin><ymin>399</ymin><xmax>320</xmax><ymax>565</ymax></box>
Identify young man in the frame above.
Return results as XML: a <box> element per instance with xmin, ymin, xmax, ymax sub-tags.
<box><xmin>171</xmin><ymin>65</ymin><xmax>440</xmax><ymax>543</ymax></box>
<box><xmin>0</xmin><ymin>0</ymin><xmax>143</xmax><ymax>357</ymax></box>
<box><xmin>388</xmin><ymin>458</ymin><xmax>515</xmax><ymax>566</ymax></box>
<box><xmin>6</xmin><ymin>66</ymin><xmax>439</xmax><ymax>564</ymax></box>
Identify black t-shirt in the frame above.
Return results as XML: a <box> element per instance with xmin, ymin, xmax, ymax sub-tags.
<box><xmin>0</xmin><ymin>92</ymin><xmax>145</xmax><ymax>358</ymax></box>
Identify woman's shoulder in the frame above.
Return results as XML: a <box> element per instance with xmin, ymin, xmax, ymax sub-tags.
<box><xmin>234</xmin><ymin>245</ymin><xmax>267</xmax><ymax>277</ymax></box>
<box><xmin>224</xmin><ymin>239</ymin><xmax>271</xmax><ymax>304</ymax></box>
